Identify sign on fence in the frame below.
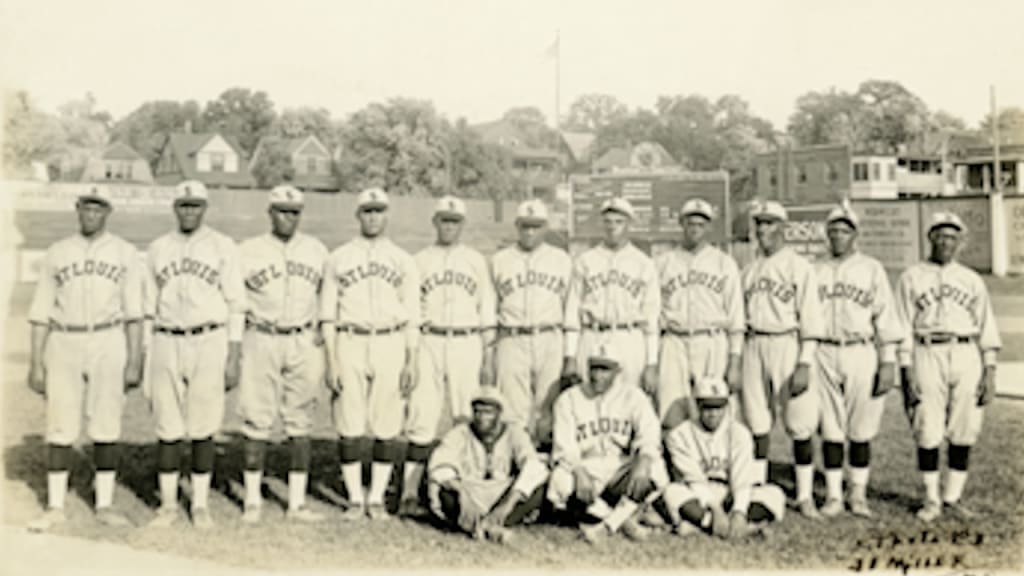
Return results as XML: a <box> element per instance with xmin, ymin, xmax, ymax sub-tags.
<box><xmin>1005</xmin><ymin>196</ymin><xmax>1024</xmax><ymax>275</ymax></box>
<box><xmin>918</xmin><ymin>197</ymin><xmax>992</xmax><ymax>272</ymax></box>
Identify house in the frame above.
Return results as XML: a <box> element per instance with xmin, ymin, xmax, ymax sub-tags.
<box><xmin>80</xmin><ymin>142</ymin><xmax>154</xmax><ymax>184</ymax></box>
<box><xmin>949</xmin><ymin>125</ymin><xmax>1024</xmax><ymax>194</ymax></box>
<box><xmin>249</xmin><ymin>134</ymin><xmax>339</xmax><ymax>191</ymax></box>
<box><xmin>592</xmin><ymin>141</ymin><xmax>680</xmax><ymax>174</ymax></box>
<box><xmin>154</xmin><ymin>132</ymin><xmax>256</xmax><ymax>188</ymax></box>
<box><xmin>472</xmin><ymin>119</ymin><xmax>564</xmax><ymax>199</ymax></box>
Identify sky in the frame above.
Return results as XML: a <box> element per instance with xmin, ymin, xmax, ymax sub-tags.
<box><xmin>1</xmin><ymin>0</ymin><xmax>1022</xmax><ymax>130</ymax></box>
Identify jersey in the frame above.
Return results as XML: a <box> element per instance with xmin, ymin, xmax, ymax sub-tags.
<box><xmin>29</xmin><ymin>232</ymin><xmax>144</xmax><ymax>327</ymax></box>
<box><xmin>742</xmin><ymin>246</ymin><xmax>824</xmax><ymax>363</ymax></box>
<box><xmin>656</xmin><ymin>244</ymin><xmax>745</xmax><ymax>353</ymax></box>
<box><xmin>428</xmin><ymin>422</ymin><xmax>547</xmax><ymax>490</ymax></box>
<box><xmin>240</xmin><ymin>232</ymin><xmax>328</xmax><ymax>327</ymax></box>
<box><xmin>665</xmin><ymin>417</ymin><xmax>755</xmax><ymax>493</ymax></box>
<box><xmin>416</xmin><ymin>244</ymin><xmax>495</xmax><ymax>330</ymax></box>
<box><xmin>491</xmin><ymin>243</ymin><xmax>571</xmax><ymax>327</ymax></box>
<box><xmin>145</xmin><ymin>226</ymin><xmax>247</xmax><ymax>340</ymax></box>
<box><xmin>551</xmin><ymin>381</ymin><xmax>661</xmax><ymax>471</ymax></box>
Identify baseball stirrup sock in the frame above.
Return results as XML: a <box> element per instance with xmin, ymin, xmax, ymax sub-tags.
<box><xmin>947</xmin><ymin>443</ymin><xmax>970</xmax><ymax>471</ymax></box>
<box><xmin>192</xmin><ymin>437</ymin><xmax>215</xmax><ymax>474</ymax></box>
<box><xmin>338</xmin><ymin>437</ymin><xmax>363</xmax><ymax>464</ymax></box>
<box><xmin>157</xmin><ymin>440</ymin><xmax>182</xmax><ymax>473</ymax></box>
<box><xmin>48</xmin><ymin>443</ymin><xmax>72</xmax><ymax>472</ymax></box>
<box><xmin>604</xmin><ymin>499</ymin><xmax>639</xmax><ymax>532</ymax></box>
<box><xmin>289</xmin><ymin>437</ymin><xmax>312</xmax><ymax>472</ymax></box>
<box><xmin>288</xmin><ymin>472</ymin><xmax>308</xmax><ymax>510</ymax></box>
<box><xmin>849</xmin><ymin>441</ymin><xmax>870</xmax><ymax>468</ymax></box>
<box><xmin>244</xmin><ymin>440</ymin><xmax>266</xmax><ymax>472</ymax></box>
<box><xmin>917</xmin><ymin>447</ymin><xmax>940</xmax><ymax>471</ymax></box>
<box><xmin>678</xmin><ymin>500</ymin><xmax>705</xmax><ymax>526</ymax></box>
<box><xmin>748</xmin><ymin>502</ymin><xmax>774</xmax><ymax>522</ymax></box>
<box><xmin>93</xmin><ymin>443</ymin><xmax>118</xmax><ymax>471</ymax></box>
<box><xmin>793</xmin><ymin>439</ymin><xmax>813</xmax><ymax>465</ymax></box>
<box><xmin>586</xmin><ymin>498</ymin><xmax>613</xmax><ymax>520</ymax></box>
<box><xmin>47</xmin><ymin>471</ymin><xmax>69</xmax><ymax>510</ymax></box>
<box><xmin>822</xmin><ymin>441</ymin><xmax>843</xmax><ymax>469</ymax></box>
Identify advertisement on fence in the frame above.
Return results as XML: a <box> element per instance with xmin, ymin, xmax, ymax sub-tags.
<box><xmin>1005</xmin><ymin>196</ymin><xmax>1024</xmax><ymax>275</ymax></box>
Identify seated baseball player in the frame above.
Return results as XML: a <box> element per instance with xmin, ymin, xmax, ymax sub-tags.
<box><xmin>427</xmin><ymin>387</ymin><xmax>549</xmax><ymax>544</ymax></box>
<box><xmin>662</xmin><ymin>377</ymin><xmax>786</xmax><ymax>539</ymax></box>
<box><xmin>547</xmin><ymin>347</ymin><xmax>669</xmax><ymax>544</ymax></box>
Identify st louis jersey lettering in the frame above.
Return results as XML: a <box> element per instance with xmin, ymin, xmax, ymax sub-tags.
<box><xmin>491</xmin><ymin>243</ymin><xmax>571</xmax><ymax>327</ymax></box>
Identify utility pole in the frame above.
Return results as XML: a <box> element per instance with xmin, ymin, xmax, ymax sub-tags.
<box><xmin>992</xmin><ymin>85</ymin><xmax>1001</xmax><ymax>193</ymax></box>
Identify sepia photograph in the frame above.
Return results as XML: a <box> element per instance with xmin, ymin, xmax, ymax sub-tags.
<box><xmin>1</xmin><ymin>0</ymin><xmax>1022</xmax><ymax>574</ymax></box>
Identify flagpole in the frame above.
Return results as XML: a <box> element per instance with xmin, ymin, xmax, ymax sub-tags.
<box><xmin>554</xmin><ymin>29</ymin><xmax>561</xmax><ymax>130</ymax></box>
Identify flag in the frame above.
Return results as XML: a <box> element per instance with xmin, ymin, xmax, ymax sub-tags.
<box><xmin>543</xmin><ymin>33</ymin><xmax>560</xmax><ymax>60</ymax></box>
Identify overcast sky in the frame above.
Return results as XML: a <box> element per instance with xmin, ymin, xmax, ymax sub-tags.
<box><xmin>2</xmin><ymin>0</ymin><xmax>1022</xmax><ymax>129</ymax></box>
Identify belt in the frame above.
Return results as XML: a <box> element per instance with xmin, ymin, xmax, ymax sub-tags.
<box><xmin>422</xmin><ymin>325</ymin><xmax>482</xmax><ymax>337</ymax></box>
<box><xmin>916</xmin><ymin>334</ymin><xmax>975</xmax><ymax>346</ymax></box>
<box><xmin>336</xmin><ymin>322</ymin><xmax>406</xmax><ymax>336</ymax></box>
<box><xmin>583</xmin><ymin>321</ymin><xmax>645</xmax><ymax>332</ymax></box>
<box><xmin>746</xmin><ymin>328</ymin><xmax>798</xmax><ymax>338</ymax></box>
<box><xmin>661</xmin><ymin>327</ymin><xmax>722</xmax><ymax>337</ymax></box>
<box><xmin>155</xmin><ymin>322</ymin><xmax>224</xmax><ymax>336</ymax></box>
<box><xmin>49</xmin><ymin>320</ymin><xmax>122</xmax><ymax>333</ymax></box>
<box><xmin>820</xmin><ymin>336</ymin><xmax>872</xmax><ymax>347</ymax></box>
<box><xmin>498</xmin><ymin>324</ymin><xmax>561</xmax><ymax>336</ymax></box>
<box><xmin>247</xmin><ymin>320</ymin><xmax>314</xmax><ymax>335</ymax></box>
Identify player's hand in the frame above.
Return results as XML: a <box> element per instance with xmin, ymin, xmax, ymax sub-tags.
<box><xmin>640</xmin><ymin>365</ymin><xmax>659</xmax><ymax>395</ymax></box>
<box><xmin>977</xmin><ymin>365</ymin><xmax>996</xmax><ymax>407</ymax></box>
<box><xmin>325</xmin><ymin>355</ymin><xmax>343</xmax><ymax>394</ymax></box>
<box><xmin>573</xmin><ymin>467</ymin><xmax>596</xmax><ymax>504</ymax></box>
<box><xmin>872</xmin><ymin>362</ymin><xmax>896</xmax><ymax>398</ymax></box>
<box><xmin>427</xmin><ymin>482</ymin><xmax>444</xmax><ymax>519</ymax></box>
<box><xmin>627</xmin><ymin>454</ymin><xmax>654</xmax><ymax>500</ymax></box>
<box><xmin>28</xmin><ymin>362</ymin><xmax>46</xmax><ymax>396</ymax></box>
<box><xmin>483</xmin><ymin>495</ymin><xmax>517</xmax><ymax>530</ymax></box>
<box><xmin>788</xmin><ymin>363</ymin><xmax>810</xmax><ymax>397</ymax></box>
<box><xmin>900</xmin><ymin>365</ymin><xmax>919</xmax><ymax>409</ymax></box>
<box><xmin>725</xmin><ymin>353</ymin><xmax>742</xmax><ymax>393</ymax></box>
<box><xmin>710</xmin><ymin>505</ymin><xmax>730</xmax><ymax>539</ymax></box>
<box><xmin>124</xmin><ymin>356</ymin><xmax>144</xmax><ymax>392</ymax></box>
<box><xmin>727</xmin><ymin>510</ymin><xmax>749</xmax><ymax>540</ymax></box>
<box><xmin>224</xmin><ymin>346</ymin><xmax>241</xmax><ymax>391</ymax></box>
<box><xmin>399</xmin><ymin>362</ymin><xmax>416</xmax><ymax>398</ymax></box>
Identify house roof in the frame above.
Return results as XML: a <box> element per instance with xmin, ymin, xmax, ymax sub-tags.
<box><xmin>102</xmin><ymin>141</ymin><xmax>145</xmax><ymax>161</ymax></box>
<box><xmin>164</xmin><ymin>132</ymin><xmax>255</xmax><ymax>188</ymax></box>
<box><xmin>560</xmin><ymin>131</ymin><xmax>596</xmax><ymax>162</ymax></box>
<box><xmin>473</xmin><ymin>119</ymin><xmax>531</xmax><ymax>148</ymax></box>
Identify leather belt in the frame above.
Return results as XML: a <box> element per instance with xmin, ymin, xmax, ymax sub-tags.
<box><xmin>155</xmin><ymin>322</ymin><xmax>224</xmax><ymax>336</ymax></box>
<box><xmin>916</xmin><ymin>333</ymin><xmax>974</xmax><ymax>346</ymax></box>
<box><xmin>50</xmin><ymin>320</ymin><xmax>122</xmax><ymax>333</ymax></box>
<box><xmin>820</xmin><ymin>336</ymin><xmax>872</xmax><ymax>347</ymax></box>
<box><xmin>336</xmin><ymin>322</ymin><xmax>406</xmax><ymax>336</ymax></box>
<box><xmin>746</xmin><ymin>328</ymin><xmax>798</xmax><ymax>338</ymax></box>
<box><xmin>247</xmin><ymin>320</ymin><xmax>314</xmax><ymax>335</ymax></box>
<box><xmin>498</xmin><ymin>324</ymin><xmax>561</xmax><ymax>336</ymax></box>
<box><xmin>661</xmin><ymin>327</ymin><xmax>722</xmax><ymax>337</ymax></box>
<box><xmin>422</xmin><ymin>326</ymin><xmax>482</xmax><ymax>337</ymax></box>
<box><xmin>583</xmin><ymin>321</ymin><xmax>645</xmax><ymax>332</ymax></box>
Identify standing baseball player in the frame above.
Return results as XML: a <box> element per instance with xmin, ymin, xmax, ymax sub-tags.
<box><xmin>401</xmin><ymin>195</ymin><xmax>496</xmax><ymax>515</ymax></box>
<box><xmin>321</xmin><ymin>187</ymin><xmax>420</xmax><ymax>520</ymax></box>
<box><xmin>26</xmin><ymin>185</ymin><xmax>144</xmax><ymax>531</ymax></box>
<box><xmin>563</xmin><ymin>198</ymin><xmax>660</xmax><ymax>397</ymax></box>
<box><xmin>740</xmin><ymin>200</ymin><xmax>824</xmax><ymax>518</ymax></box>
<box><xmin>662</xmin><ymin>377</ymin><xmax>786</xmax><ymax>539</ymax></box>
<box><xmin>145</xmin><ymin>180</ymin><xmax>247</xmax><ymax>529</ymax></box>
<box><xmin>491</xmin><ymin>200</ymin><xmax>571</xmax><ymax>448</ymax></box>
<box><xmin>237</xmin><ymin>185</ymin><xmax>328</xmax><ymax>524</ymax></box>
<box><xmin>426</xmin><ymin>387</ymin><xmax>548</xmax><ymax>543</ymax></box>
<box><xmin>656</xmin><ymin>198</ymin><xmax>744</xmax><ymax>430</ymax></box>
<box><xmin>813</xmin><ymin>206</ymin><xmax>903</xmax><ymax>518</ymax></box>
<box><xmin>895</xmin><ymin>212</ymin><xmax>1000</xmax><ymax>522</ymax></box>
<box><xmin>548</xmin><ymin>346</ymin><xmax>669</xmax><ymax>543</ymax></box>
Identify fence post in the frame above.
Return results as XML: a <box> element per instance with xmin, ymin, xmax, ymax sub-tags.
<box><xmin>991</xmin><ymin>191</ymin><xmax>1007</xmax><ymax>277</ymax></box>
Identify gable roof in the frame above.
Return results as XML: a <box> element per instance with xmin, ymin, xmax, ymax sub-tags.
<box><xmin>162</xmin><ymin>132</ymin><xmax>255</xmax><ymax>187</ymax></box>
<box><xmin>560</xmin><ymin>131</ymin><xmax>596</xmax><ymax>162</ymax></box>
<box><xmin>102</xmin><ymin>141</ymin><xmax>145</xmax><ymax>161</ymax></box>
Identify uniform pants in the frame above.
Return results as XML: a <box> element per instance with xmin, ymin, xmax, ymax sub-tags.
<box><xmin>662</xmin><ymin>481</ymin><xmax>786</xmax><ymax>520</ymax></box>
<box><xmin>574</xmin><ymin>329</ymin><xmax>645</xmax><ymax>389</ymax></box>
<box><xmin>239</xmin><ymin>329</ymin><xmax>324</xmax><ymax>440</ymax></box>
<box><xmin>45</xmin><ymin>329</ymin><xmax>127</xmax><ymax>444</ymax></box>
<box><xmin>438</xmin><ymin>481</ymin><xmax>546</xmax><ymax>533</ymax></box>
<box><xmin>658</xmin><ymin>332</ymin><xmax>730</xmax><ymax>429</ymax></box>
<box><xmin>547</xmin><ymin>454</ymin><xmax>669</xmax><ymax>509</ymax></box>
<box><xmin>496</xmin><ymin>331</ymin><xmax>563</xmax><ymax>444</ymax></box>
<box><xmin>740</xmin><ymin>333</ymin><xmax>818</xmax><ymax>440</ymax></box>
<box><xmin>331</xmin><ymin>331</ymin><xmax>405</xmax><ymax>439</ymax></box>
<box><xmin>815</xmin><ymin>344</ymin><xmax>885</xmax><ymax>443</ymax></box>
<box><xmin>912</xmin><ymin>342</ymin><xmax>985</xmax><ymax>449</ymax></box>
<box><xmin>149</xmin><ymin>329</ymin><xmax>228</xmax><ymax>441</ymax></box>
<box><xmin>405</xmin><ymin>333</ymin><xmax>483</xmax><ymax>445</ymax></box>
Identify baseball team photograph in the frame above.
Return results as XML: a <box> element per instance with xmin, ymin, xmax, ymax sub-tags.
<box><xmin>2</xmin><ymin>1</ymin><xmax>1023</xmax><ymax>574</ymax></box>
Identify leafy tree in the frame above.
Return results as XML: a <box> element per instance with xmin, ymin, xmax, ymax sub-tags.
<box><xmin>980</xmin><ymin>106</ymin><xmax>1024</xmax><ymax>137</ymax></box>
<box><xmin>856</xmin><ymin>80</ymin><xmax>929</xmax><ymax>153</ymax></box>
<box><xmin>202</xmin><ymin>87</ymin><xmax>276</xmax><ymax>156</ymax></box>
<box><xmin>250</xmin><ymin>136</ymin><xmax>296</xmax><ymax>189</ymax></box>
<box><xmin>592</xmin><ymin>109</ymin><xmax>660</xmax><ymax>159</ymax></box>
<box><xmin>447</xmin><ymin>118</ymin><xmax>521</xmax><ymax>199</ymax></box>
<box><xmin>500</xmin><ymin>106</ymin><xmax>560</xmax><ymax>149</ymax></box>
<box><xmin>928</xmin><ymin>110</ymin><xmax>967</xmax><ymax>133</ymax></box>
<box><xmin>787</xmin><ymin>87</ymin><xmax>867</xmax><ymax>149</ymax></box>
<box><xmin>110</xmin><ymin>100</ymin><xmax>203</xmax><ymax>165</ymax></box>
<box><xmin>2</xmin><ymin>91</ymin><xmax>65</xmax><ymax>176</ymax></box>
<box><xmin>272</xmin><ymin>107</ymin><xmax>339</xmax><ymax>150</ymax></box>
<box><xmin>565</xmin><ymin>93</ymin><xmax>628</xmax><ymax>132</ymax></box>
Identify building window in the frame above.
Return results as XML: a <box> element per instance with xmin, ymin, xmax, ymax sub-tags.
<box><xmin>853</xmin><ymin>162</ymin><xmax>869</xmax><ymax>182</ymax></box>
<box><xmin>888</xmin><ymin>164</ymin><xmax>896</xmax><ymax>181</ymax></box>
<box><xmin>308</xmin><ymin>156</ymin><xmax>318</xmax><ymax>174</ymax></box>
<box><xmin>768</xmin><ymin>168</ymin><xmax>777</xmax><ymax>188</ymax></box>
<box><xmin>797</xmin><ymin>165</ymin><xmax>807</xmax><ymax>184</ymax></box>
<box><xmin>824</xmin><ymin>162</ymin><xmax>839</xmax><ymax>183</ymax></box>
<box><xmin>210</xmin><ymin>152</ymin><xmax>225</xmax><ymax>172</ymax></box>
<box><xmin>871</xmin><ymin>162</ymin><xmax>881</xmax><ymax>181</ymax></box>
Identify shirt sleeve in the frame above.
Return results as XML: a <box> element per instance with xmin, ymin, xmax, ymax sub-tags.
<box><xmin>894</xmin><ymin>270</ymin><xmax>916</xmax><ymax>367</ymax></box>
<box><xmin>509</xmin><ymin>427</ymin><xmax>549</xmax><ymax>496</ymax></box>
<box><xmin>795</xmin><ymin>257</ymin><xmax>823</xmax><ymax>364</ymax></box>
<box><xmin>723</xmin><ymin>255</ymin><xmax>745</xmax><ymax>355</ymax></box>
<box><xmin>120</xmin><ymin>243</ymin><xmax>144</xmax><ymax>321</ymax></box>
<box><xmin>870</xmin><ymin>260</ymin><xmax>902</xmax><ymax>363</ymax></box>
<box><xmin>319</xmin><ymin>254</ymin><xmax>337</xmax><ymax>325</ymax></box>
<box><xmin>477</xmin><ymin>252</ymin><xmax>496</xmax><ymax>330</ymax></box>
<box><xmin>632</xmin><ymin>389</ymin><xmax>663</xmax><ymax>460</ymax></box>
<box><xmin>729</xmin><ymin>423</ymin><xmax>756</xmax><ymax>496</ymax></box>
<box><xmin>219</xmin><ymin>238</ymin><xmax>248</xmax><ymax>342</ymax></box>
<box><xmin>551</xmin><ymin>394</ymin><xmax>581</xmax><ymax>470</ymax></box>
<box><xmin>427</xmin><ymin>427</ymin><xmax>464</xmax><ymax>483</ymax></box>
<box><xmin>27</xmin><ymin>248</ymin><xmax>56</xmax><ymax>325</ymax></box>
<box><xmin>402</xmin><ymin>251</ymin><xmax>421</xmax><ymax>350</ymax></box>
<box><xmin>563</xmin><ymin>255</ymin><xmax>584</xmax><ymax>356</ymax></box>
<box><xmin>665</xmin><ymin>426</ymin><xmax>707</xmax><ymax>485</ymax></box>
<box><xmin>642</xmin><ymin>257</ymin><xmax>661</xmax><ymax>365</ymax></box>
<box><xmin>971</xmin><ymin>273</ymin><xmax>1002</xmax><ymax>365</ymax></box>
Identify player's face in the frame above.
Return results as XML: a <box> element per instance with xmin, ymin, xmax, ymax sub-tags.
<box><xmin>174</xmin><ymin>200</ymin><xmax>207</xmax><ymax>234</ymax></box>
<box><xmin>754</xmin><ymin>217</ymin><xmax>784</xmax><ymax>253</ymax></box>
<box><xmin>434</xmin><ymin>215</ymin><xmax>464</xmax><ymax>246</ymax></box>
<box><xmin>516</xmin><ymin>221</ymin><xmax>546</xmax><ymax>251</ymax></box>
<box><xmin>681</xmin><ymin>214</ymin><xmax>710</xmax><ymax>249</ymax></box>
<box><xmin>587</xmin><ymin>364</ymin><xmax>618</xmax><ymax>395</ymax></box>
<box><xmin>698</xmin><ymin>402</ymin><xmax>728</xmax><ymax>432</ymax></box>
<box><xmin>826</xmin><ymin>221</ymin><xmax>857</xmax><ymax>258</ymax></box>
<box><xmin>270</xmin><ymin>206</ymin><xmax>302</xmax><ymax>239</ymax></box>
<box><xmin>929</xmin><ymin>226</ymin><xmax>961</xmax><ymax>264</ymax></box>
<box><xmin>602</xmin><ymin>211</ymin><xmax>630</xmax><ymax>246</ymax></box>
<box><xmin>358</xmin><ymin>207</ymin><xmax>388</xmax><ymax>238</ymax></box>
<box><xmin>470</xmin><ymin>403</ymin><xmax>500</xmax><ymax>435</ymax></box>
<box><xmin>76</xmin><ymin>199</ymin><xmax>110</xmax><ymax>237</ymax></box>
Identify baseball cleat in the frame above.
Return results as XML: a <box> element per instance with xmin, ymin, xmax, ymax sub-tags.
<box><xmin>397</xmin><ymin>499</ymin><xmax>429</xmax><ymax>518</ymax></box>
<box><xmin>27</xmin><ymin>508</ymin><xmax>66</xmax><ymax>533</ymax></box>
<box><xmin>580</xmin><ymin>522</ymin><xmax>611</xmax><ymax>545</ymax></box>
<box><xmin>620</xmin><ymin>517</ymin><xmax>652</xmax><ymax>541</ymax></box>
<box><xmin>95</xmin><ymin>508</ymin><xmax>133</xmax><ymax>527</ymax></box>
<box><xmin>340</xmin><ymin>503</ymin><xmax>365</xmax><ymax>522</ymax></box>
<box><xmin>848</xmin><ymin>496</ymin><xmax>874</xmax><ymax>518</ymax></box>
<box><xmin>819</xmin><ymin>498</ymin><xmax>844</xmax><ymax>518</ymax></box>
<box><xmin>796</xmin><ymin>499</ymin><xmax>822</xmax><ymax>520</ymax></box>
<box><xmin>916</xmin><ymin>500</ymin><xmax>942</xmax><ymax>523</ymax></box>
<box><xmin>241</xmin><ymin>504</ymin><xmax>262</xmax><ymax>525</ymax></box>
<box><xmin>484</xmin><ymin>525</ymin><xmax>514</xmax><ymax>545</ymax></box>
<box><xmin>191</xmin><ymin>507</ymin><xmax>215</xmax><ymax>530</ymax></box>
<box><xmin>943</xmin><ymin>501</ymin><xmax>975</xmax><ymax>520</ymax></box>
<box><xmin>147</xmin><ymin>506</ymin><xmax>181</xmax><ymax>528</ymax></box>
<box><xmin>365</xmin><ymin>502</ymin><xmax>389</xmax><ymax>520</ymax></box>
<box><xmin>287</xmin><ymin>506</ymin><xmax>325</xmax><ymax>523</ymax></box>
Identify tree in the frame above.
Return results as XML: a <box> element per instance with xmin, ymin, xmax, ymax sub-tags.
<box><xmin>565</xmin><ymin>93</ymin><xmax>628</xmax><ymax>132</ymax></box>
<box><xmin>787</xmin><ymin>87</ymin><xmax>868</xmax><ymax>149</ymax></box>
<box><xmin>929</xmin><ymin>110</ymin><xmax>967</xmax><ymax>133</ymax></box>
<box><xmin>447</xmin><ymin>118</ymin><xmax>521</xmax><ymax>199</ymax></box>
<box><xmin>250</xmin><ymin>135</ymin><xmax>296</xmax><ymax>188</ymax></box>
<box><xmin>500</xmin><ymin>106</ymin><xmax>560</xmax><ymax>148</ymax></box>
<box><xmin>202</xmin><ymin>87</ymin><xmax>276</xmax><ymax>156</ymax></box>
<box><xmin>980</xmin><ymin>106</ymin><xmax>1024</xmax><ymax>137</ymax></box>
<box><xmin>856</xmin><ymin>80</ymin><xmax>929</xmax><ymax>153</ymax></box>
<box><xmin>2</xmin><ymin>91</ymin><xmax>65</xmax><ymax>176</ymax></box>
<box><xmin>271</xmin><ymin>107</ymin><xmax>339</xmax><ymax>150</ymax></box>
<box><xmin>592</xmin><ymin>109</ymin><xmax>660</xmax><ymax>159</ymax></box>
<box><xmin>110</xmin><ymin>100</ymin><xmax>203</xmax><ymax>165</ymax></box>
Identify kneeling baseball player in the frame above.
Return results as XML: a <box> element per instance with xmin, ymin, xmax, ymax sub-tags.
<box><xmin>427</xmin><ymin>387</ymin><xmax>548</xmax><ymax>543</ymax></box>
<box><xmin>547</xmin><ymin>346</ymin><xmax>668</xmax><ymax>544</ymax></box>
<box><xmin>662</xmin><ymin>377</ymin><xmax>785</xmax><ymax>539</ymax></box>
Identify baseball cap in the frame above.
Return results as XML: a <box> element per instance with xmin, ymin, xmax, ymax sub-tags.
<box><xmin>516</xmin><ymin>200</ymin><xmax>549</xmax><ymax>224</ymax></box>
<box><xmin>78</xmin><ymin>184</ymin><xmax>113</xmax><ymax>207</ymax></box>
<box><xmin>927</xmin><ymin>211</ymin><xmax>965</xmax><ymax>233</ymax></box>
<box><xmin>587</xmin><ymin>345</ymin><xmax>619</xmax><ymax>370</ymax></box>
<box><xmin>825</xmin><ymin>205</ymin><xmax>859</xmax><ymax>229</ymax></box>
<box><xmin>600</xmin><ymin>197</ymin><xmax>635</xmax><ymax>219</ymax></box>
<box><xmin>693</xmin><ymin>377</ymin><xmax>730</xmax><ymax>408</ymax></box>
<box><xmin>434</xmin><ymin>195</ymin><xmax>466</xmax><ymax>220</ymax></box>
<box><xmin>174</xmin><ymin>180</ymin><xmax>209</xmax><ymax>204</ymax></box>
<box><xmin>471</xmin><ymin>386</ymin><xmax>506</xmax><ymax>411</ymax></box>
<box><xmin>751</xmin><ymin>200</ymin><xmax>788</xmax><ymax>222</ymax></box>
<box><xmin>357</xmin><ymin>187</ymin><xmax>390</xmax><ymax>211</ymax></box>
<box><xmin>269</xmin><ymin>184</ymin><xmax>304</xmax><ymax>209</ymax></box>
<box><xmin>680</xmin><ymin>198</ymin><xmax>715</xmax><ymax>221</ymax></box>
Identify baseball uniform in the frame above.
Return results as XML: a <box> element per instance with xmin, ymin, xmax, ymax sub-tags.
<box><xmin>492</xmin><ymin>230</ymin><xmax>571</xmax><ymax>446</ymax></box>
<box><xmin>27</xmin><ymin>185</ymin><xmax>143</xmax><ymax>526</ymax></box>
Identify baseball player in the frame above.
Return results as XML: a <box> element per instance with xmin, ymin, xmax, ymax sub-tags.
<box><xmin>321</xmin><ymin>187</ymin><xmax>420</xmax><ymax>520</ymax></box>
<box><xmin>491</xmin><ymin>200</ymin><xmax>572</xmax><ymax>448</ymax></box>
<box><xmin>548</xmin><ymin>346</ymin><xmax>669</xmax><ymax>544</ymax></box>
<box><xmin>237</xmin><ymin>185</ymin><xmax>328</xmax><ymax>524</ymax></box>
<box><xmin>563</xmin><ymin>198</ymin><xmax>660</xmax><ymax>397</ymax></box>
<box><xmin>401</xmin><ymin>195</ymin><xmax>496</xmax><ymax>515</ymax></box>
<box><xmin>740</xmin><ymin>200</ymin><xmax>824</xmax><ymax>518</ymax></box>
<box><xmin>655</xmin><ymin>198</ymin><xmax>744</xmax><ymax>430</ymax></box>
<box><xmin>895</xmin><ymin>212</ymin><xmax>1000</xmax><ymax>522</ymax></box>
<box><xmin>144</xmin><ymin>180</ymin><xmax>246</xmax><ymax>529</ymax></box>
<box><xmin>26</xmin><ymin>185</ymin><xmax>144</xmax><ymax>531</ymax></box>
<box><xmin>426</xmin><ymin>387</ymin><xmax>549</xmax><ymax>543</ymax></box>
<box><xmin>813</xmin><ymin>206</ymin><xmax>903</xmax><ymax>518</ymax></box>
<box><xmin>662</xmin><ymin>377</ymin><xmax>786</xmax><ymax>539</ymax></box>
